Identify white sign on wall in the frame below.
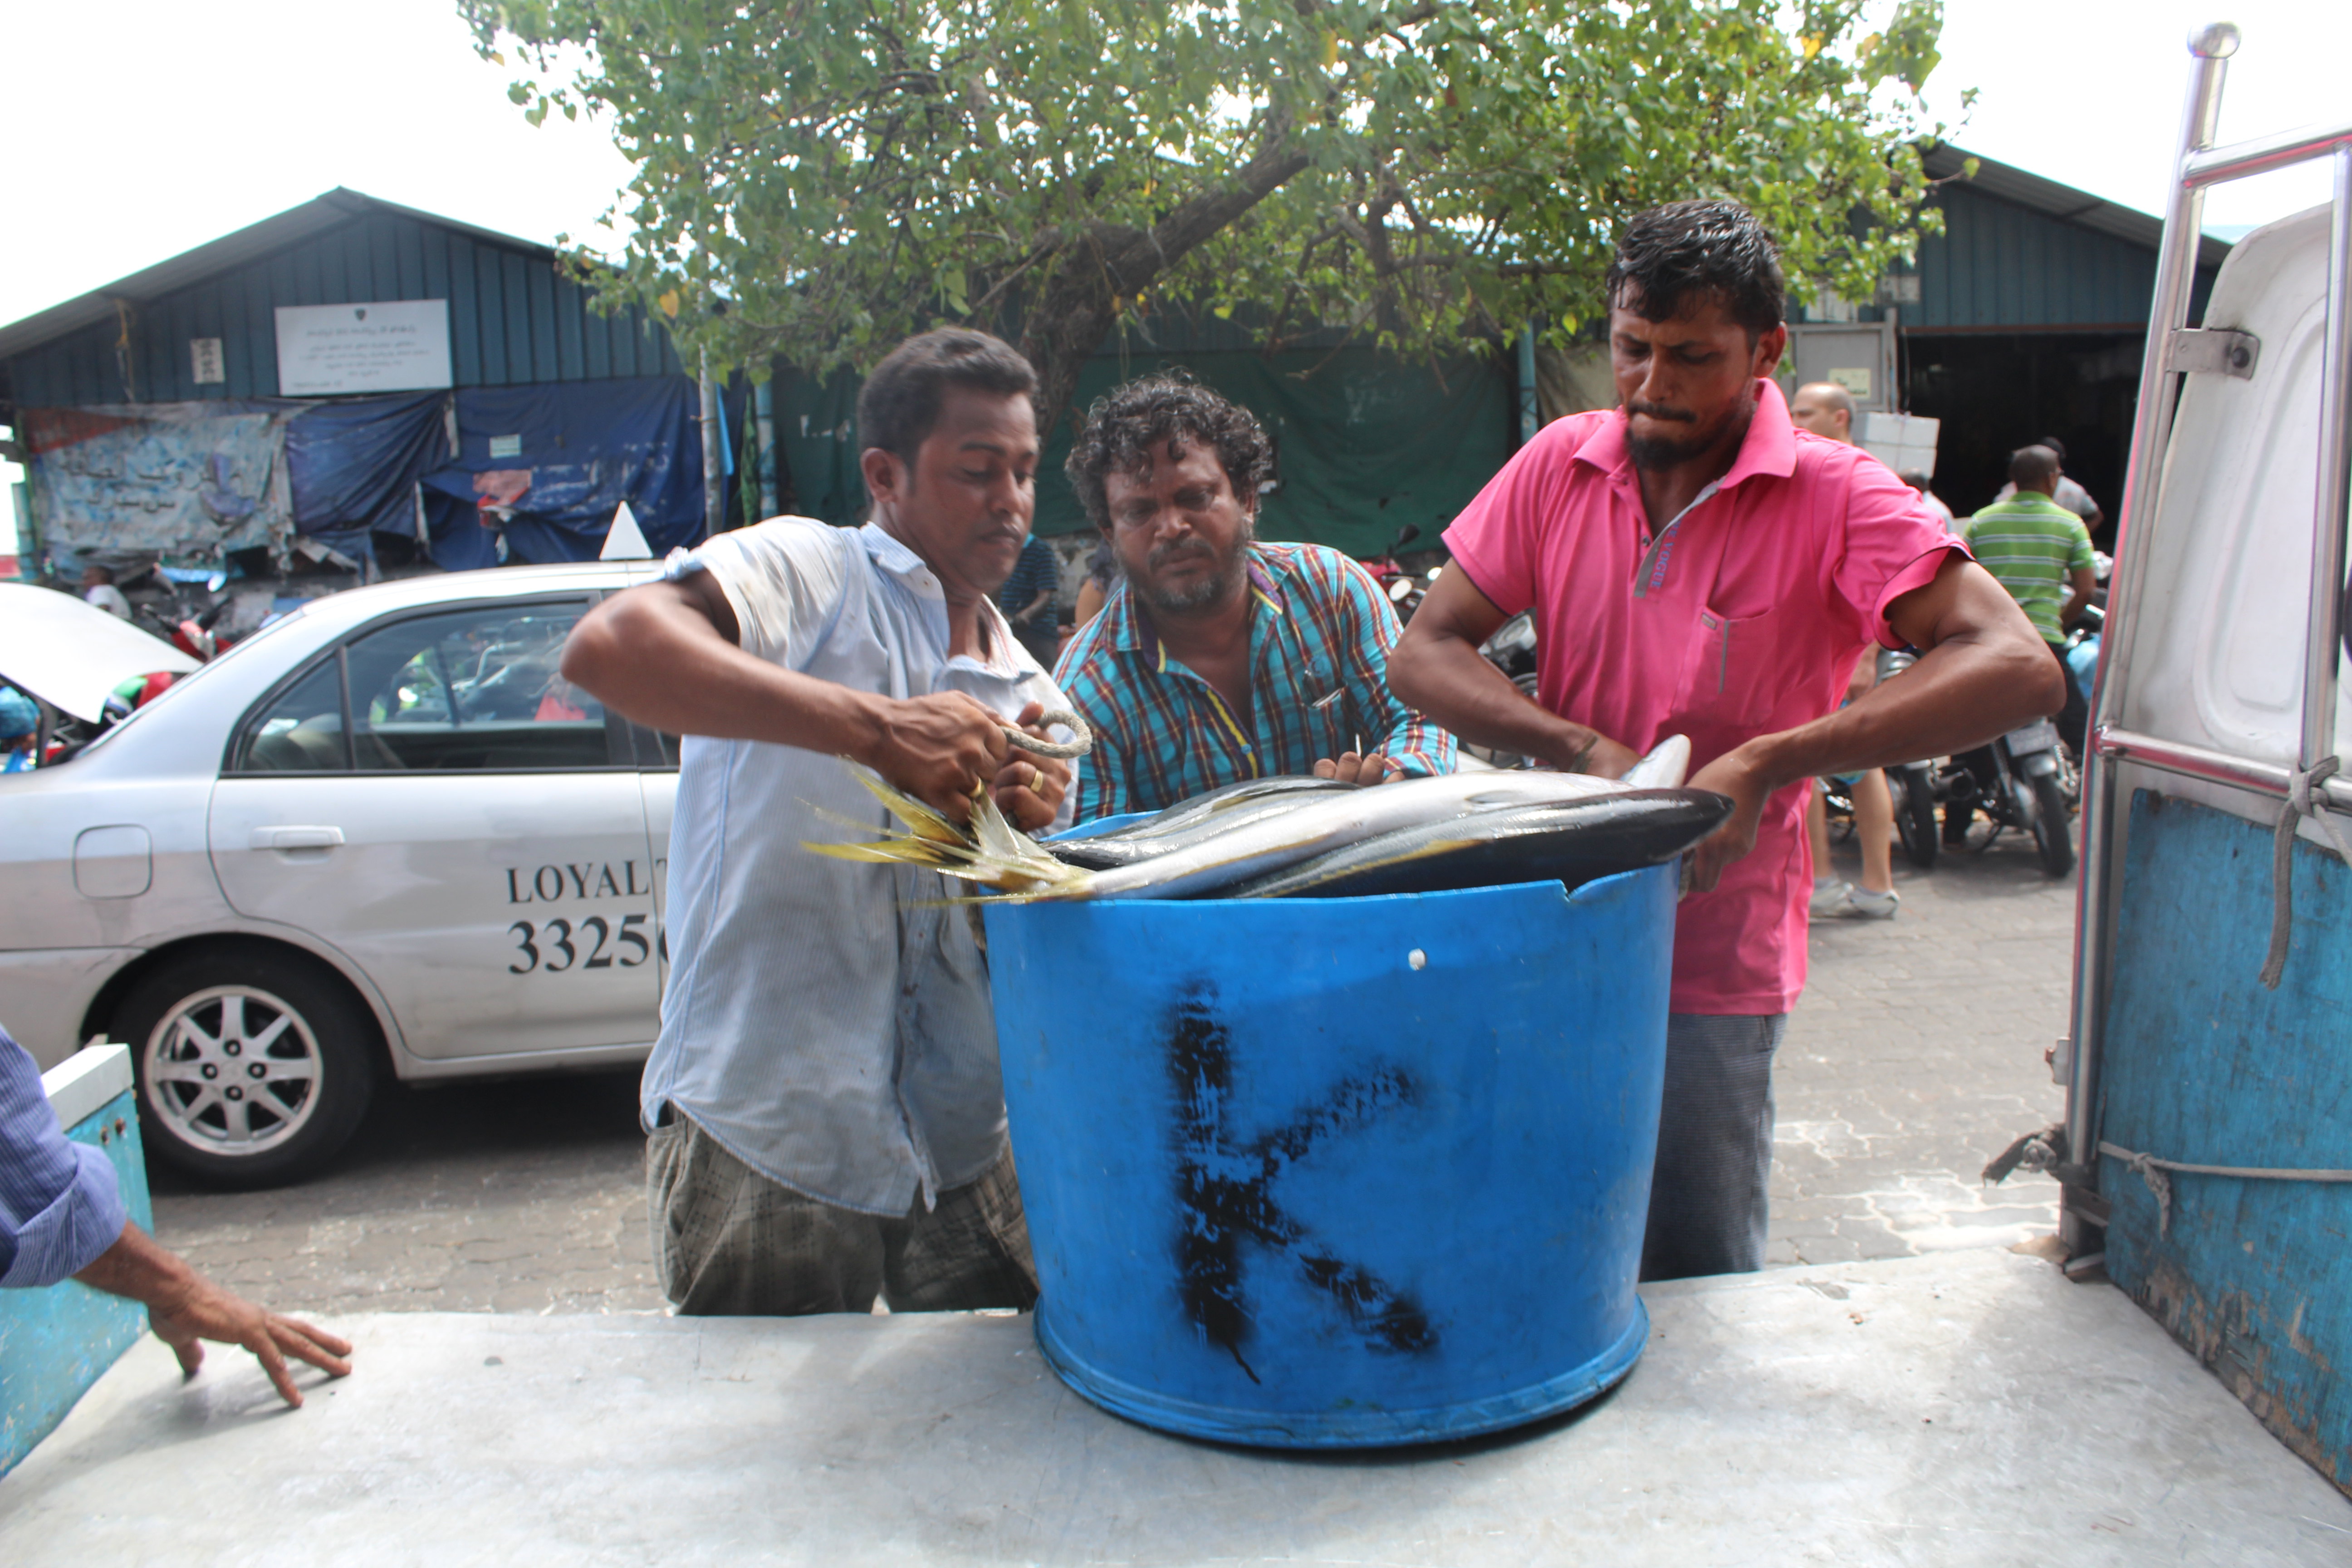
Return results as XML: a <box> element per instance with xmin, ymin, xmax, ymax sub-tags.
<box><xmin>274</xmin><ymin>300</ymin><xmax>453</xmax><ymax>397</ymax></box>
<box><xmin>190</xmin><ymin>338</ymin><xmax>225</xmax><ymax>384</ymax></box>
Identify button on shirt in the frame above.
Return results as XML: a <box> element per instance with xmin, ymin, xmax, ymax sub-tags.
<box><xmin>642</xmin><ymin>519</ymin><xmax>1077</xmax><ymax>1217</ymax></box>
<box><xmin>1</xmin><ymin>1028</ymin><xmax>127</xmax><ymax>1288</ymax></box>
<box><xmin>1443</xmin><ymin>380</ymin><xmax>1961</xmax><ymax>1015</ymax></box>
<box><xmin>1055</xmin><ymin>542</ymin><xmax>1457</xmax><ymax>820</ymax></box>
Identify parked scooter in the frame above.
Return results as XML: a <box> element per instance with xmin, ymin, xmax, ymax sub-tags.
<box><xmin>2064</xmin><ymin>600</ymin><xmax>2103</xmax><ymax>705</ymax></box>
<box><xmin>1364</xmin><ymin>523</ymin><xmax>1441</xmax><ymax>622</ymax></box>
<box><xmin>1931</xmin><ymin>717</ymin><xmax>2078</xmax><ymax>877</ymax></box>
<box><xmin>1818</xmin><ymin>647</ymin><xmax>1946</xmax><ymax>869</ymax></box>
<box><xmin>1819</xmin><ymin>642</ymin><xmax>2075</xmax><ymax>876</ymax></box>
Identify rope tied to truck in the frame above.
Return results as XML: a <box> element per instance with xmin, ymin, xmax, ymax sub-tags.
<box><xmin>2097</xmin><ymin>1140</ymin><xmax>2352</xmax><ymax>1238</ymax></box>
<box><xmin>2259</xmin><ymin>754</ymin><xmax>2352</xmax><ymax>989</ymax></box>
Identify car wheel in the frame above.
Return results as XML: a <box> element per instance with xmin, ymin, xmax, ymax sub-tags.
<box><xmin>115</xmin><ymin>949</ymin><xmax>378</xmax><ymax>1189</ymax></box>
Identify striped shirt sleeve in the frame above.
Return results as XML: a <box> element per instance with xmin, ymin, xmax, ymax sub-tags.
<box><xmin>1304</xmin><ymin>549</ymin><xmax>1456</xmax><ymax>777</ymax></box>
<box><xmin>0</xmin><ymin>1032</ymin><xmax>128</xmax><ymax>1289</ymax></box>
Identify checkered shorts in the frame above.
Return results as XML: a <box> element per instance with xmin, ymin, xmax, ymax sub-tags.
<box><xmin>647</xmin><ymin>1113</ymin><xmax>1038</xmax><ymax>1317</ymax></box>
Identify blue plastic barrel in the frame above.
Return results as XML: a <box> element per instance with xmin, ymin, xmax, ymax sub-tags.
<box><xmin>981</xmin><ymin>860</ymin><xmax>1676</xmax><ymax>1448</ymax></box>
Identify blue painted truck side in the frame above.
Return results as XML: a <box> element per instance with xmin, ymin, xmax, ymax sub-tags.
<box><xmin>2100</xmin><ymin>791</ymin><xmax>2351</xmax><ymax>1492</ymax></box>
<box><xmin>0</xmin><ymin>1088</ymin><xmax>152</xmax><ymax>1475</ymax></box>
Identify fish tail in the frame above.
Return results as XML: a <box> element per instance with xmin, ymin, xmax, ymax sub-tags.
<box><xmin>846</xmin><ymin>766</ymin><xmax>967</xmax><ymax>845</ymax></box>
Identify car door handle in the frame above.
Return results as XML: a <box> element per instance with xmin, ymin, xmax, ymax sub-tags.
<box><xmin>251</xmin><ymin>826</ymin><xmax>345</xmax><ymax>851</ymax></box>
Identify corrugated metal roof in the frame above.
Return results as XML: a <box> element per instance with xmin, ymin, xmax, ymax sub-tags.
<box><xmin>0</xmin><ymin>189</ymin><xmax>681</xmax><ymax>405</ymax></box>
<box><xmin>1901</xmin><ymin>145</ymin><xmax>2229</xmax><ymax>332</ymax></box>
<box><xmin>0</xmin><ymin>190</ymin><xmax>552</xmax><ymax>362</ymax></box>
<box><xmin>1923</xmin><ymin>145</ymin><xmax>2233</xmax><ymax>271</ymax></box>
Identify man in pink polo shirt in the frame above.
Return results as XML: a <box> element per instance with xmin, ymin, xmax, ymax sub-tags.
<box><xmin>1392</xmin><ymin>200</ymin><xmax>2058</xmax><ymax>1280</ymax></box>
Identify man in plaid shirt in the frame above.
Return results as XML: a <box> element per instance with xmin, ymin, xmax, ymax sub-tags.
<box><xmin>1054</xmin><ymin>373</ymin><xmax>1456</xmax><ymax>822</ymax></box>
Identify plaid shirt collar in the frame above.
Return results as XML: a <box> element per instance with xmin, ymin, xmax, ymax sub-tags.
<box><xmin>1098</xmin><ymin>545</ymin><xmax>1287</xmax><ymax>666</ymax></box>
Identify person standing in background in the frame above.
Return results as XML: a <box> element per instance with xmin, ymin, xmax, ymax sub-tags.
<box><xmin>1073</xmin><ymin>539</ymin><xmax>1118</xmax><ymax>631</ymax></box>
<box><xmin>81</xmin><ymin>565</ymin><xmax>131</xmax><ymax>619</ymax></box>
<box><xmin>1788</xmin><ymin>382</ymin><xmax>1902</xmax><ymax>921</ymax></box>
<box><xmin>1993</xmin><ymin>435</ymin><xmax>2104</xmax><ymax>540</ymax></box>
<box><xmin>1965</xmin><ymin>444</ymin><xmax>2095</xmax><ymax>757</ymax></box>
<box><xmin>1901</xmin><ymin>469</ymin><xmax>1958</xmax><ymax>534</ymax></box>
<box><xmin>999</xmin><ymin>531</ymin><xmax>1064</xmax><ymax>668</ymax></box>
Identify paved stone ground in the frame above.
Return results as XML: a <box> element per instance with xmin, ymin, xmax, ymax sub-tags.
<box><xmin>149</xmin><ymin>1069</ymin><xmax>664</xmax><ymax>1315</ymax></box>
<box><xmin>1772</xmin><ymin>819</ymin><xmax>2073</xmax><ymax>1267</ymax></box>
<box><xmin>150</xmin><ymin>821</ymin><xmax>2076</xmax><ymax>1316</ymax></box>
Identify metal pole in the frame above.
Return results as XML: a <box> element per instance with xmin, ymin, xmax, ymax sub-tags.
<box><xmin>2182</xmin><ymin>119</ymin><xmax>2352</xmax><ymax>189</ymax></box>
<box><xmin>699</xmin><ymin>352</ymin><xmax>724</xmax><ymax>537</ymax></box>
<box><xmin>2301</xmin><ymin>144</ymin><xmax>2352</xmax><ymax>777</ymax></box>
<box><xmin>2060</xmin><ymin>21</ymin><xmax>2237</xmax><ymax>1250</ymax></box>
<box><xmin>1516</xmin><ymin>324</ymin><xmax>1540</xmax><ymax>446</ymax></box>
<box><xmin>754</xmin><ymin>380</ymin><xmax>779</xmax><ymax>521</ymax></box>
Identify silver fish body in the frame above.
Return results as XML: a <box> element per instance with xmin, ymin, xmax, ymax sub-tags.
<box><xmin>1113</xmin><ymin>775</ymin><xmax>1359</xmax><ymax>839</ymax></box>
<box><xmin>1072</xmin><ymin>770</ymin><xmax>1640</xmax><ymax>901</ymax></box>
<box><xmin>1218</xmin><ymin>789</ymin><xmax>1733</xmax><ymax>900</ymax></box>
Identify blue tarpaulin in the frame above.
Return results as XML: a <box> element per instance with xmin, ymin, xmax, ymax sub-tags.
<box><xmin>24</xmin><ymin>375</ymin><xmax>715</xmax><ymax>574</ymax></box>
<box><xmin>267</xmin><ymin>376</ymin><xmax>710</xmax><ymax>569</ymax></box>
<box><xmin>283</xmin><ymin>392</ymin><xmax>448</xmax><ymax>562</ymax></box>
<box><xmin>420</xmin><ymin>377</ymin><xmax>707</xmax><ymax>566</ymax></box>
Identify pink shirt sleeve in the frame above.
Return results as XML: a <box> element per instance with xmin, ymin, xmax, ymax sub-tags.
<box><xmin>1442</xmin><ymin>416</ymin><xmax>1593</xmax><ymax>617</ymax></box>
<box><xmin>1830</xmin><ymin>453</ymin><xmax>1972</xmax><ymax>649</ymax></box>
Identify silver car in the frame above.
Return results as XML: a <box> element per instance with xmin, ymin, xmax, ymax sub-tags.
<box><xmin>0</xmin><ymin>563</ymin><xmax>682</xmax><ymax>1186</ymax></box>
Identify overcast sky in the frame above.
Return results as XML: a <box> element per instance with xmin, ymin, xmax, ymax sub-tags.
<box><xmin>4</xmin><ymin>0</ymin><xmax>2347</xmax><ymax>536</ymax></box>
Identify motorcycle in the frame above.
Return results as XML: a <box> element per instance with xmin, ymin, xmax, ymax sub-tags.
<box><xmin>1864</xmin><ymin>647</ymin><xmax>1947</xmax><ymax>870</ymax></box>
<box><xmin>1926</xmin><ymin>717</ymin><xmax>2078</xmax><ymax>877</ymax></box>
<box><xmin>2063</xmin><ymin>600</ymin><xmax>2103</xmax><ymax>706</ymax></box>
<box><xmin>1364</xmin><ymin>524</ymin><xmax>1441</xmax><ymax>622</ymax></box>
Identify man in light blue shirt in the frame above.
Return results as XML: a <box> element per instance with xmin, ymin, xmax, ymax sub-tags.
<box><xmin>2</xmin><ymin>1027</ymin><xmax>352</xmax><ymax>1406</ymax></box>
<box><xmin>563</xmin><ymin>329</ymin><xmax>1076</xmax><ymax>1316</ymax></box>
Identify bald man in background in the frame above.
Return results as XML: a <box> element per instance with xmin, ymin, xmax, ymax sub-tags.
<box><xmin>1788</xmin><ymin>382</ymin><xmax>1901</xmax><ymax>919</ymax></box>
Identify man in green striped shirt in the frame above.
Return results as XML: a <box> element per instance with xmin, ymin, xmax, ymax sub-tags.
<box><xmin>1964</xmin><ymin>444</ymin><xmax>2094</xmax><ymax>750</ymax></box>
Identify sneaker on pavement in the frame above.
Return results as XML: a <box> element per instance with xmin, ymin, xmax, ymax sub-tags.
<box><xmin>1810</xmin><ymin>875</ymin><xmax>1848</xmax><ymax>914</ymax></box>
<box><xmin>1835</xmin><ymin>885</ymin><xmax>1901</xmax><ymax>920</ymax></box>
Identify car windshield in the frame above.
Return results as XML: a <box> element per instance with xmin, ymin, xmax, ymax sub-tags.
<box><xmin>61</xmin><ymin>603</ymin><xmax>312</xmax><ymax>761</ymax></box>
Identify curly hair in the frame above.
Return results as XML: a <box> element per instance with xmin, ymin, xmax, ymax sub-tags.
<box><xmin>1604</xmin><ymin>199</ymin><xmax>1786</xmax><ymax>341</ymax></box>
<box><xmin>1063</xmin><ymin>371</ymin><xmax>1275</xmax><ymax>530</ymax></box>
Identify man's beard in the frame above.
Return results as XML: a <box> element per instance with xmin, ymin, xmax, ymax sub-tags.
<box><xmin>1130</xmin><ymin>517</ymin><xmax>1254</xmax><ymax>615</ymax></box>
<box><xmin>1624</xmin><ymin>395</ymin><xmax>1749</xmax><ymax>470</ymax></box>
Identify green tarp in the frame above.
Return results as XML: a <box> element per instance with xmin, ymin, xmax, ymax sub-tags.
<box><xmin>768</xmin><ymin>348</ymin><xmax>1513</xmax><ymax>561</ymax></box>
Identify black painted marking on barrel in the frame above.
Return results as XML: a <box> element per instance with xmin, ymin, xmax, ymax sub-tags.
<box><xmin>1166</xmin><ymin>982</ymin><xmax>1438</xmax><ymax>1380</ymax></box>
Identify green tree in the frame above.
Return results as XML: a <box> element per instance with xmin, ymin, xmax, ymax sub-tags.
<box><xmin>464</xmin><ymin>0</ymin><xmax>1958</xmax><ymax>434</ymax></box>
